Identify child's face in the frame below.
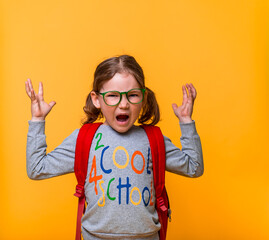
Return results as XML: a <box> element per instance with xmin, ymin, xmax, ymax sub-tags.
<box><xmin>91</xmin><ymin>72</ymin><xmax>143</xmax><ymax>133</ymax></box>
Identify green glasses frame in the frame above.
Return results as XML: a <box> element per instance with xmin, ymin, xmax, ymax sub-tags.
<box><xmin>98</xmin><ymin>88</ymin><xmax>146</xmax><ymax>106</ymax></box>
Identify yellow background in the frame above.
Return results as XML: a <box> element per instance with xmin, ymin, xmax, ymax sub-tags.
<box><xmin>1</xmin><ymin>0</ymin><xmax>268</xmax><ymax>239</ymax></box>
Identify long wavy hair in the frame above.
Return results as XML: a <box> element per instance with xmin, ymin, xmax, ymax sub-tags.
<box><xmin>82</xmin><ymin>55</ymin><xmax>160</xmax><ymax>125</ymax></box>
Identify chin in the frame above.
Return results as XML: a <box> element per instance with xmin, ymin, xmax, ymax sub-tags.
<box><xmin>114</xmin><ymin>126</ymin><xmax>132</xmax><ymax>133</ymax></box>
<box><xmin>110</xmin><ymin>122</ymin><xmax>134</xmax><ymax>133</ymax></box>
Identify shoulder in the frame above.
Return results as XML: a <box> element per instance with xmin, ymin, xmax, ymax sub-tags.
<box><xmin>60</xmin><ymin>128</ymin><xmax>80</xmax><ymax>145</ymax></box>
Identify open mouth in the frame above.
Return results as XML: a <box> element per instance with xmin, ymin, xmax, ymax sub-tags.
<box><xmin>116</xmin><ymin>114</ymin><xmax>129</xmax><ymax>122</ymax></box>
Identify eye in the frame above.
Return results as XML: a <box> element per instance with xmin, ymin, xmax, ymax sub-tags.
<box><xmin>128</xmin><ymin>90</ymin><xmax>141</xmax><ymax>98</ymax></box>
<box><xmin>106</xmin><ymin>92</ymin><xmax>119</xmax><ymax>98</ymax></box>
<box><xmin>129</xmin><ymin>93</ymin><xmax>139</xmax><ymax>97</ymax></box>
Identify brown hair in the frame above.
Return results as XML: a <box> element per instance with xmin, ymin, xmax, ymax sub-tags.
<box><xmin>82</xmin><ymin>55</ymin><xmax>160</xmax><ymax>125</ymax></box>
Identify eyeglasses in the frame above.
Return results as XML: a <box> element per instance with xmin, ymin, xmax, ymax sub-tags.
<box><xmin>98</xmin><ymin>88</ymin><xmax>146</xmax><ymax>106</ymax></box>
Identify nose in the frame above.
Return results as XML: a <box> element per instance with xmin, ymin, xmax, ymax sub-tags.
<box><xmin>119</xmin><ymin>93</ymin><xmax>129</xmax><ymax>109</ymax></box>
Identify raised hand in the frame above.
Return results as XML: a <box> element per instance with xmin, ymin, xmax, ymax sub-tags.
<box><xmin>25</xmin><ymin>79</ymin><xmax>56</xmax><ymax>121</ymax></box>
<box><xmin>172</xmin><ymin>83</ymin><xmax>197</xmax><ymax>123</ymax></box>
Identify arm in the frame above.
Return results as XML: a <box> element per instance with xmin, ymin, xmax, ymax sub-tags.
<box><xmin>164</xmin><ymin>121</ymin><xmax>204</xmax><ymax>177</ymax></box>
<box><xmin>26</xmin><ymin>120</ymin><xmax>79</xmax><ymax>179</ymax></box>
<box><xmin>165</xmin><ymin>83</ymin><xmax>204</xmax><ymax>177</ymax></box>
<box><xmin>25</xmin><ymin>79</ymin><xmax>76</xmax><ymax>179</ymax></box>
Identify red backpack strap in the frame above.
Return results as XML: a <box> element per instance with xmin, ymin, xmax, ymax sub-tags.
<box><xmin>74</xmin><ymin>122</ymin><xmax>102</xmax><ymax>240</ymax></box>
<box><xmin>141</xmin><ymin>125</ymin><xmax>169</xmax><ymax>240</ymax></box>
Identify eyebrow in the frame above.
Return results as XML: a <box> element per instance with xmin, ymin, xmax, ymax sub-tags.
<box><xmin>100</xmin><ymin>88</ymin><xmax>142</xmax><ymax>93</ymax></box>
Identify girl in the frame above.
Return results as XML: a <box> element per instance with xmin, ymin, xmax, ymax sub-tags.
<box><xmin>25</xmin><ymin>55</ymin><xmax>203</xmax><ymax>240</ymax></box>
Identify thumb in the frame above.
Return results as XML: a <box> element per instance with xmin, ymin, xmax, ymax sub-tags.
<box><xmin>172</xmin><ymin>103</ymin><xmax>178</xmax><ymax>112</ymax></box>
<box><xmin>49</xmin><ymin>101</ymin><xmax>56</xmax><ymax>108</ymax></box>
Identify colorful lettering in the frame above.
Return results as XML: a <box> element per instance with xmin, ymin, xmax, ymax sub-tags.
<box><xmin>142</xmin><ymin>186</ymin><xmax>150</xmax><ymax>206</ymax></box>
<box><xmin>91</xmin><ymin>142</ymin><xmax>153</xmax><ymax>208</ymax></box>
<box><xmin>130</xmin><ymin>187</ymin><xmax>142</xmax><ymax>206</ymax></box>
<box><xmin>100</xmin><ymin>146</ymin><xmax>112</xmax><ymax>174</ymax></box>
<box><xmin>117</xmin><ymin>177</ymin><xmax>131</xmax><ymax>205</ymax></box>
<box><xmin>89</xmin><ymin>155</ymin><xmax>103</xmax><ymax>195</ymax></box>
<box><xmin>95</xmin><ymin>133</ymin><xmax>104</xmax><ymax>151</ymax></box>
<box><xmin>98</xmin><ymin>180</ymin><xmax>105</xmax><ymax>207</ymax></box>
<box><xmin>113</xmin><ymin>146</ymin><xmax>129</xmax><ymax>169</ymax></box>
<box><xmin>131</xmin><ymin>151</ymin><xmax>145</xmax><ymax>174</ymax></box>
<box><xmin>147</xmin><ymin>147</ymin><xmax>151</xmax><ymax>174</ymax></box>
<box><xmin>107</xmin><ymin>178</ymin><xmax>116</xmax><ymax>201</ymax></box>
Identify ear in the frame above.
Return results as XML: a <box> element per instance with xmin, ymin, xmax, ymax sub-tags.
<box><xmin>90</xmin><ymin>91</ymin><xmax>101</xmax><ymax>108</ymax></box>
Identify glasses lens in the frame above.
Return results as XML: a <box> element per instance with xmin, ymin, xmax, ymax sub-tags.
<box><xmin>104</xmin><ymin>91</ymin><xmax>121</xmax><ymax>106</ymax></box>
<box><xmin>127</xmin><ymin>89</ymin><xmax>144</xmax><ymax>104</ymax></box>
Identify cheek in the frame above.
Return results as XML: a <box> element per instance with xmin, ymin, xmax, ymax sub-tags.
<box><xmin>134</xmin><ymin>104</ymin><xmax>143</xmax><ymax>116</ymax></box>
<box><xmin>99</xmin><ymin>103</ymin><xmax>115</xmax><ymax>117</ymax></box>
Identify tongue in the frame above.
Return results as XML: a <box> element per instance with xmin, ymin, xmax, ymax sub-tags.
<box><xmin>117</xmin><ymin>115</ymin><xmax>129</xmax><ymax>122</ymax></box>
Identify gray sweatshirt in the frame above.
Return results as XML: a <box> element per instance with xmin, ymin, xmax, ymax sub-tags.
<box><xmin>26</xmin><ymin>120</ymin><xmax>203</xmax><ymax>240</ymax></box>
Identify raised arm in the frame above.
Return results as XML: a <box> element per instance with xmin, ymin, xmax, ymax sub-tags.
<box><xmin>25</xmin><ymin>79</ymin><xmax>76</xmax><ymax>180</ymax></box>
<box><xmin>166</xmin><ymin>83</ymin><xmax>203</xmax><ymax>177</ymax></box>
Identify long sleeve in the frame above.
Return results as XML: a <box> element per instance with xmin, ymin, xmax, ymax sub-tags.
<box><xmin>164</xmin><ymin>120</ymin><xmax>204</xmax><ymax>178</ymax></box>
<box><xmin>26</xmin><ymin>120</ymin><xmax>79</xmax><ymax>180</ymax></box>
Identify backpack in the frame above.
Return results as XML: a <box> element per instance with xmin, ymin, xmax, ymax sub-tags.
<box><xmin>74</xmin><ymin>122</ymin><xmax>171</xmax><ymax>240</ymax></box>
